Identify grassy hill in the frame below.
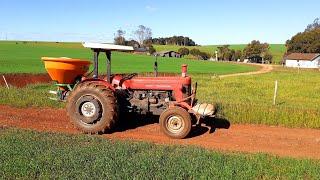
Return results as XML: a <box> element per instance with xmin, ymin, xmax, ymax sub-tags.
<box><xmin>153</xmin><ymin>44</ymin><xmax>286</xmax><ymax>64</ymax></box>
<box><xmin>0</xmin><ymin>41</ymin><xmax>256</xmax><ymax>74</ymax></box>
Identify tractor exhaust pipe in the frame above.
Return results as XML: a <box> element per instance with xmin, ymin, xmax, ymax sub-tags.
<box><xmin>181</xmin><ymin>64</ymin><xmax>188</xmax><ymax>77</ymax></box>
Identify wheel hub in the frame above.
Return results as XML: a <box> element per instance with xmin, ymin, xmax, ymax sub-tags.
<box><xmin>81</xmin><ymin>102</ymin><xmax>97</xmax><ymax>118</ymax></box>
<box><xmin>167</xmin><ymin>115</ymin><xmax>184</xmax><ymax>133</ymax></box>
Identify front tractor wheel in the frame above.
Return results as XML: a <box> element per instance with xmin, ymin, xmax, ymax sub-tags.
<box><xmin>66</xmin><ymin>82</ymin><xmax>117</xmax><ymax>134</ymax></box>
<box><xmin>159</xmin><ymin>107</ymin><xmax>192</xmax><ymax>139</ymax></box>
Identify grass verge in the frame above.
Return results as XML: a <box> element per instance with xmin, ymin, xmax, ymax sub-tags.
<box><xmin>0</xmin><ymin>128</ymin><xmax>319</xmax><ymax>179</ymax></box>
<box><xmin>0</xmin><ymin>83</ymin><xmax>62</xmax><ymax>108</ymax></box>
<box><xmin>195</xmin><ymin>67</ymin><xmax>320</xmax><ymax>128</ymax></box>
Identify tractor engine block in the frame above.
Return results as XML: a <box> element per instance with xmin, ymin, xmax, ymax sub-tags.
<box><xmin>127</xmin><ymin>90</ymin><xmax>171</xmax><ymax>115</ymax></box>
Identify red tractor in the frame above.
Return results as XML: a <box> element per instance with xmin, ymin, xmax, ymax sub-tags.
<box><xmin>42</xmin><ymin>43</ymin><xmax>215</xmax><ymax>139</ymax></box>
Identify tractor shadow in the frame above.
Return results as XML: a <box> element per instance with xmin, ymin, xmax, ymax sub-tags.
<box><xmin>187</xmin><ymin>102</ymin><xmax>231</xmax><ymax>138</ymax></box>
<box><xmin>111</xmin><ymin>113</ymin><xmax>231</xmax><ymax>138</ymax></box>
<box><xmin>111</xmin><ymin>113</ymin><xmax>159</xmax><ymax>133</ymax></box>
<box><xmin>187</xmin><ymin>117</ymin><xmax>231</xmax><ymax>138</ymax></box>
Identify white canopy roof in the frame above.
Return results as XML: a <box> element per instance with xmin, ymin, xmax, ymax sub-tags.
<box><xmin>82</xmin><ymin>42</ymin><xmax>134</xmax><ymax>51</ymax></box>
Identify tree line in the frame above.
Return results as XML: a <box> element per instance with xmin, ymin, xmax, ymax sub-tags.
<box><xmin>177</xmin><ymin>47</ymin><xmax>210</xmax><ymax>60</ymax></box>
<box><xmin>177</xmin><ymin>40</ymin><xmax>273</xmax><ymax>62</ymax></box>
<box><xmin>114</xmin><ymin>25</ymin><xmax>197</xmax><ymax>48</ymax></box>
<box><xmin>147</xmin><ymin>36</ymin><xmax>196</xmax><ymax>46</ymax></box>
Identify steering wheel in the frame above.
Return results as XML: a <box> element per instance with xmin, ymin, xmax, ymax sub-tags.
<box><xmin>118</xmin><ymin>73</ymin><xmax>137</xmax><ymax>87</ymax></box>
<box><xmin>123</xmin><ymin>73</ymin><xmax>138</xmax><ymax>80</ymax></box>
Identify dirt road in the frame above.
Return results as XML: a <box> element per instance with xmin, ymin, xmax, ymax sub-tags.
<box><xmin>1</xmin><ymin>105</ymin><xmax>319</xmax><ymax>160</ymax></box>
<box><xmin>219</xmin><ymin>63</ymin><xmax>274</xmax><ymax>78</ymax></box>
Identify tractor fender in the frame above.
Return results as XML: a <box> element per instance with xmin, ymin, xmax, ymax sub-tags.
<box><xmin>80</xmin><ymin>79</ymin><xmax>115</xmax><ymax>91</ymax></box>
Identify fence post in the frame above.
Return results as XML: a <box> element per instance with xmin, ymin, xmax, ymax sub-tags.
<box><xmin>273</xmin><ymin>80</ymin><xmax>278</xmax><ymax>105</ymax></box>
<box><xmin>2</xmin><ymin>75</ymin><xmax>9</xmax><ymax>89</ymax></box>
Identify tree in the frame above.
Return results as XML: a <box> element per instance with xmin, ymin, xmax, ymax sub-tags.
<box><xmin>262</xmin><ymin>51</ymin><xmax>273</xmax><ymax>63</ymax></box>
<box><xmin>148</xmin><ymin>45</ymin><xmax>156</xmax><ymax>54</ymax></box>
<box><xmin>190</xmin><ymin>48</ymin><xmax>201</xmax><ymax>56</ymax></box>
<box><xmin>114</xmin><ymin>29</ymin><xmax>126</xmax><ymax>45</ymax></box>
<box><xmin>150</xmin><ymin>36</ymin><xmax>196</xmax><ymax>46</ymax></box>
<box><xmin>243</xmin><ymin>40</ymin><xmax>269</xmax><ymax>58</ymax></box>
<box><xmin>189</xmin><ymin>48</ymin><xmax>209</xmax><ymax>60</ymax></box>
<box><xmin>216</xmin><ymin>46</ymin><xmax>242</xmax><ymax>61</ymax></box>
<box><xmin>143</xmin><ymin>38</ymin><xmax>153</xmax><ymax>47</ymax></box>
<box><xmin>178</xmin><ymin>47</ymin><xmax>189</xmax><ymax>56</ymax></box>
<box><xmin>134</xmin><ymin>25</ymin><xmax>152</xmax><ymax>46</ymax></box>
<box><xmin>243</xmin><ymin>40</ymin><xmax>273</xmax><ymax>63</ymax></box>
<box><xmin>217</xmin><ymin>45</ymin><xmax>234</xmax><ymax>61</ymax></box>
<box><xmin>224</xmin><ymin>50</ymin><xmax>233</xmax><ymax>61</ymax></box>
<box><xmin>286</xmin><ymin>26</ymin><xmax>320</xmax><ymax>53</ymax></box>
<box><xmin>305</xmin><ymin>18</ymin><xmax>320</xmax><ymax>32</ymax></box>
<box><xmin>233</xmin><ymin>50</ymin><xmax>242</xmax><ymax>61</ymax></box>
<box><xmin>125</xmin><ymin>40</ymin><xmax>140</xmax><ymax>48</ymax></box>
<box><xmin>198</xmin><ymin>52</ymin><xmax>210</xmax><ymax>60</ymax></box>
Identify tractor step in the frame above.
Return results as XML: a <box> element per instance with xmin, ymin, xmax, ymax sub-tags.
<box><xmin>49</xmin><ymin>97</ymin><xmax>58</xmax><ymax>101</ymax></box>
<box><xmin>48</xmin><ymin>90</ymin><xmax>59</xmax><ymax>101</ymax></box>
<box><xmin>49</xmin><ymin>90</ymin><xmax>58</xmax><ymax>95</ymax></box>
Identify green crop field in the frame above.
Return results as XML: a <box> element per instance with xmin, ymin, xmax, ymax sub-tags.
<box><xmin>1</xmin><ymin>128</ymin><xmax>319</xmax><ymax>179</ymax></box>
<box><xmin>153</xmin><ymin>44</ymin><xmax>286</xmax><ymax>64</ymax></box>
<box><xmin>0</xmin><ymin>41</ymin><xmax>256</xmax><ymax>74</ymax></box>
<box><xmin>194</xmin><ymin>67</ymin><xmax>320</xmax><ymax>128</ymax></box>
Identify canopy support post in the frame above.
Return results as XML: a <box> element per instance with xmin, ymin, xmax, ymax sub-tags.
<box><xmin>106</xmin><ymin>50</ymin><xmax>111</xmax><ymax>83</ymax></box>
<box><xmin>93</xmin><ymin>49</ymin><xmax>100</xmax><ymax>78</ymax></box>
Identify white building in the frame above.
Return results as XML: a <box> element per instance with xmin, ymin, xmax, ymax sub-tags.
<box><xmin>285</xmin><ymin>53</ymin><xmax>320</xmax><ymax>68</ymax></box>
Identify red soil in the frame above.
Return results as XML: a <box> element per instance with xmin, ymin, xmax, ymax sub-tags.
<box><xmin>0</xmin><ymin>74</ymin><xmax>51</xmax><ymax>88</ymax></box>
<box><xmin>1</xmin><ymin>105</ymin><xmax>319</xmax><ymax>160</ymax></box>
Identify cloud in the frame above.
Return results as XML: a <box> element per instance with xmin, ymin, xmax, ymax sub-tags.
<box><xmin>145</xmin><ymin>5</ymin><xmax>157</xmax><ymax>12</ymax></box>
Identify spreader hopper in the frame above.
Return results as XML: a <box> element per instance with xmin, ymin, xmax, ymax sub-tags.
<box><xmin>42</xmin><ymin>57</ymin><xmax>91</xmax><ymax>84</ymax></box>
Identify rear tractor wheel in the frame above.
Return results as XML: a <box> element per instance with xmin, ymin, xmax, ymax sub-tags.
<box><xmin>159</xmin><ymin>107</ymin><xmax>192</xmax><ymax>139</ymax></box>
<box><xmin>66</xmin><ymin>82</ymin><xmax>118</xmax><ymax>134</ymax></box>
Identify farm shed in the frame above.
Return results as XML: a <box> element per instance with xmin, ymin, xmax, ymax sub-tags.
<box><xmin>133</xmin><ymin>47</ymin><xmax>148</xmax><ymax>55</ymax></box>
<box><xmin>156</xmin><ymin>51</ymin><xmax>181</xmax><ymax>58</ymax></box>
<box><xmin>284</xmin><ymin>53</ymin><xmax>320</xmax><ymax>68</ymax></box>
<box><xmin>248</xmin><ymin>55</ymin><xmax>263</xmax><ymax>64</ymax></box>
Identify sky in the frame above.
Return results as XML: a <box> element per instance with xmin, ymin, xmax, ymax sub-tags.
<box><xmin>0</xmin><ymin>0</ymin><xmax>319</xmax><ymax>45</ymax></box>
